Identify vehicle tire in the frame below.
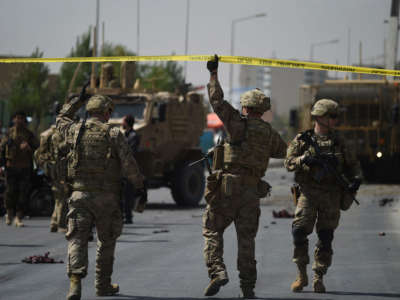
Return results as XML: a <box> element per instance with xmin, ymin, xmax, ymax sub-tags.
<box><xmin>29</xmin><ymin>186</ymin><xmax>54</xmax><ymax>216</ymax></box>
<box><xmin>171</xmin><ymin>162</ymin><xmax>205</xmax><ymax>207</ymax></box>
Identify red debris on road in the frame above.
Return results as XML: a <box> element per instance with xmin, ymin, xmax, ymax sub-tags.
<box><xmin>272</xmin><ymin>209</ymin><xmax>294</xmax><ymax>218</ymax></box>
<box><xmin>22</xmin><ymin>252</ymin><xmax>63</xmax><ymax>264</ymax></box>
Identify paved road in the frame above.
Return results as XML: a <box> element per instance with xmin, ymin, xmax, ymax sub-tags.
<box><xmin>1</xmin><ymin>166</ymin><xmax>400</xmax><ymax>300</ymax></box>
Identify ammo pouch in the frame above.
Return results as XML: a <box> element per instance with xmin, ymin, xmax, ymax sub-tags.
<box><xmin>340</xmin><ymin>192</ymin><xmax>354</xmax><ymax>211</ymax></box>
<box><xmin>257</xmin><ymin>179</ymin><xmax>271</xmax><ymax>198</ymax></box>
<box><xmin>212</xmin><ymin>142</ymin><xmax>224</xmax><ymax>171</ymax></box>
<box><xmin>204</xmin><ymin>171</ymin><xmax>222</xmax><ymax>205</ymax></box>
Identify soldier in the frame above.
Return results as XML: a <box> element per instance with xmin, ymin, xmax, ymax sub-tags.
<box><xmin>121</xmin><ymin>114</ymin><xmax>140</xmax><ymax>224</ymax></box>
<box><xmin>35</xmin><ymin>125</ymin><xmax>69</xmax><ymax>233</ymax></box>
<box><xmin>0</xmin><ymin>111</ymin><xmax>38</xmax><ymax>227</ymax></box>
<box><xmin>56</xmin><ymin>93</ymin><xmax>145</xmax><ymax>300</ymax></box>
<box><xmin>284</xmin><ymin>99</ymin><xmax>362</xmax><ymax>293</ymax></box>
<box><xmin>203</xmin><ymin>55</ymin><xmax>287</xmax><ymax>298</ymax></box>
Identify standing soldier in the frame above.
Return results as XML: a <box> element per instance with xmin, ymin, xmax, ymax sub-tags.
<box><xmin>0</xmin><ymin>111</ymin><xmax>38</xmax><ymax>227</ymax></box>
<box><xmin>121</xmin><ymin>114</ymin><xmax>140</xmax><ymax>224</ymax></box>
<box><xmin>203</xmin><ymin>55</ymin><xmax>287</xmax><ymax>298</ymax></box>
<box><xmin>56</xmin><ymin>91</ymin><xmax>145</xmax><ymax>300</ymax></box>
<box><xmin>35</xmin><ymin>124</ymin><xmax>69</xmax><ymax>233</ymax></box>
<box><xmin>284</xmin><ymin>99</ymin><xmax>362</xmax><ymax>293</ymax></box>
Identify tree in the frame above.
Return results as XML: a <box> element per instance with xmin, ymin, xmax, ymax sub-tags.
<box><xmin>137</xmin><ymin>59</ymin><xmax>186</xmax><ymax>92</ymax></box>
<box><xmin>9</xmin><ymin>48</ymin><xmax>50</xmax><ymax>131</ymax></box>
<box><xmin>59</xmin><ymin>28</ymin><xmax>92</xmax><ymax>99</ymax></box>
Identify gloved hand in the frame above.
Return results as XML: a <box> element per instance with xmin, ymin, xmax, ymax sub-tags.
<box><xmin>301</xmin><ymin>154</ymin><xmax>319</xmax><ymax>167</ymax></box>
<box><xmin>207</xmin><ymin>54</ymin><xmax>219</xmax><ymax>73</ymax></box>
<box><xmin>348</xmin><ymin>178</ymin><xmax>362</xmax><ymax>194</ymax></box>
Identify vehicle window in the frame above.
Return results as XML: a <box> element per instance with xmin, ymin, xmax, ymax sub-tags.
<box><xmin>112</xmin><ymin>103</ymin><xmax>146</xmax><ymax>120</ymax></box>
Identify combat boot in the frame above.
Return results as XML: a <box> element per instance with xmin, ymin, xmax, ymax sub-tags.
<box><xmin>291</xmin><ymin>264</ymin><xmax>308</xmax><ymax>292</ymax></box>
<box><xmin>204</xmin><ymin>272</ymin><xmax>229</xmax><ymax>296</ymax></box>
<box><xmin>240</xmin><ymin>287</ymin><xmax>256</xmax><ymax>299</ymax></box>
<box><xmin>312</xmin><ymin>271</ymin><xmax>326</xmax><ymax>293</ymax></box>
<box><xmin>14</xmin><ymin>212</ymin><xmax>24</xmax><ymax>227</ymax></box>
<box><xmin>50</xmin><ymin>224</ymin><xmax>58</xmax><ymax>232</ymax></box>
<box><xmin>96</xmin><ymin>283</ymin><xmax>119</xmax><ymax>296</ymax></box>
<box><xmin>67</xmin><ymin>274</ymin><xmax>81</xmax><ymax>300</ymax></box>
<box><xmin>5</xmin><ymin>209</ymin><xmax>14</xmax><ymax>225</ymax></box>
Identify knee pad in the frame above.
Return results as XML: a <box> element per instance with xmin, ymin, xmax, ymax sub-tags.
<box><xmin>317</xmin><ymin>229</ymin><xmax>334</xmax><ymax>251</ymax></box>
<box><xmin>292</xmin><ymin>226</ymin><xmax>308</xmax><ymax>246</ymax></box>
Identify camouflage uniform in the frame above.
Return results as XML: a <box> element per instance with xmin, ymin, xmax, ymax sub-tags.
<box><xmin>35</xmin><ymin>125</ymin><xmax>69</xmax><ymax>232</ymax></box>
<box><xmin>0</xmin><ymin>125</ymin><xmax>38</xmax><ymax>223</ymax></box>
<box><xmin>56</xmin><ymin>95</ymin><xmax>144</xmax><ymax>295</ymax></box>
<box><xmin>203</xmin><ymin>78</ymin><xmax>287</xmax><ymax>294</ymax></box>
<box><xmin>284</xmin><ymin>99</ymin><xmax>362</xmax><ymax>292</ymax></box>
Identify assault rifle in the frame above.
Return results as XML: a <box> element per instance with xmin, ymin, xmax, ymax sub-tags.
<box><xmin>189</xmin><ymin>149</ymin><xmax>213</xmax><ymax>174</ymax></box>
<box><xmin>299</xmin><ymin>131</ymin><xmax>360</xmax><ymax>205</ymax></box>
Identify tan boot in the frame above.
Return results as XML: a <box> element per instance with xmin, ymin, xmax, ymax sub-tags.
<box><xmin>312</xmin><ymin>272</ymin><xmax>326</xmax><ymax>293</ymax></box>
<box><xmin>67</xmin><ymin>274</ymin><xmax>81</xmax><ymax>300</ymax></box>
<box><xmin>14</xmin><ymin>212</ymin><xmax>24</xmax><ymax>227</ymax></box>
<box><xmin>50</xmin><ymin>224</ymin><xmax>58</xmax><ymax>232</ymax></box>
<box><xmin>204</xmin><ymin>272</ymin><xmax>229</xmax><ymax>296</ymax></box>
<box><xmin>291</xmin><ymin>264</ymin><xmax>308</xmax><ymax>292</ymax></box>
<box><xmin>96</xmin><ymin>283</ymin><xmax>119</xmax><ymax>296</ymax></box>
<box><xmin>5</xmin><ymin>209</ymin><xmax>14</xmax><ymax>225</ymax></box>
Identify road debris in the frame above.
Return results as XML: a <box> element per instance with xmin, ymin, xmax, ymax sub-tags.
<box><xmin>379</xmin><ymin>232</ymin><xmax>386</xmax><ymax>236</ymax></box>
<box><xmin>379</xmin><ymin>198</ymin><xmax>394</xmax><ymax>207</ymax></box>
<box><xmin>22</xmin><ymin>252</ymin><xmax>63</xmax><ymax>264</ymax></box>
<box><xmin>272</xmin><ymin>209</ymin><xmax>294</xmax><ymax>218</ymax></box>
<box><xmin>270</xmin><ymin>221</ymin><xmax>277</xmax><ymax>225</ymax></box>
<box><xmin>153</xmin><ymin>229</ymin><xmax>170</xmax><ymax>234</ymax></box>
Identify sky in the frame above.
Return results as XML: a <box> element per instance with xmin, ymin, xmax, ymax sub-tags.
<box><xmin>0</xmin><ymin>0</ymin><xmax>392</xmax><ymax>92</ymax></box>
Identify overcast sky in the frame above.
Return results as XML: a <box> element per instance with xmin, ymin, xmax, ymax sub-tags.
<box><xmin>0</xmin><ymin>0</ymin><xmax>392</xmax><ymax>90</ymax></box>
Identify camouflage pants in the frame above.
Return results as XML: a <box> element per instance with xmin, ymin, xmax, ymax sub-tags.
<box><xmin>292</xmin><ymin>185</ymin><xmax>341</xmax><ymax>275</ymax></box>
<box><xmin>66</xmin><ymin>191</ymin><xmax>123</xmax><ymax>289</ymax></box>
<box><xmin>4</xmin><ymin>167</ymin><xmax>32</xmax><ymax>213</ymax></box>
<box><xmin>50</xmin><ymin>182</ymin><xmax>69</xmax><ymax>230</ymax></box>
<box><xmin>202</xmin><ymin>174</ymin><xmax>260</xmax><ymax>289</ymax></box>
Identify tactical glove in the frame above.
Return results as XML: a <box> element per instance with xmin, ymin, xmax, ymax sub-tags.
<box><xmin>207</xmin><ymin>54</ymin><xmax>219</xmax><ymax>73</ymax></box>
<box><xmin>301</xmin><ymin>154</ymin><xmax>318</xmax><ymax>167</ymax></box>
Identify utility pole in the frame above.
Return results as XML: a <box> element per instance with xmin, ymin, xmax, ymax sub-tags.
<box><xmin>96</xmin><ymin>0</ymin><xmax>100</xmax><ymax>57</ymax></box>
<box><xmin>184</xmin><ymin>0</ymin><xmax>190</xmax><ymax>79</ymax></box>
<box><xmin>137</xmin><ymin>0</ymin><xmax>140</xmax><ymax>55</ymax></box>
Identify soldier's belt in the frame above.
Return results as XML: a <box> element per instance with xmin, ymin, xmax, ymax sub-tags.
<box><xmin>0</xmin><ymin>55</ymin><xmax>398</xmax><ymax>77</ymax></box>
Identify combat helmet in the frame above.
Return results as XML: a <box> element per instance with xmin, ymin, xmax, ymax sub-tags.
<box><xmin>86</xmin><ymin>95</ymin><xmax>114</xmax><ymax>114</ymax></box>
<box><xmin>240</xmin><ymin>89</ymin><xmax>271</xmax><ymax>113</ymax></box>
<box><xmin>311</xmin><ymin>99</ymin><xmax>338</xmax><ymax>117</ymax></box>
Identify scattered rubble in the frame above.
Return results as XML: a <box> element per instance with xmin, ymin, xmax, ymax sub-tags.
<box><xmin>153</xmin><ymin>229</ymin><xmax>170</xmax><ymax>234</ymax></box>
<box><xmin>379</xmin><ymin>198</ymin><xmax>394</xmax><ymax>207</ymax></box>
<box><xmin>273</xmin><ymin>209</ymin><xmax>294</xmax><ymax>218</ymax></box>
<box><xmin>22</xmin><ymin>252</ymin><xmax>63</xmax><ymax>264</ymax></box>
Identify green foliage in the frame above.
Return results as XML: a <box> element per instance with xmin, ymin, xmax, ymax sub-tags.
<box><xmin>9</xmin><ymin>48</ymin><xmax>50</xmax><ymax>127</ymax></box>
<box><xmin>59</xmin><ymin>29</ymin><xmax>92</xmax><ymax>99</ymax></box>
<box><xmin>137</xmin><ymin>59</ymin><xmax>186</xmax><ymax>92</ymax></box>
<box><xmin>60</xmin><ymin>28</ymin><xmax>187</xmax><ymax>97</ymax></box>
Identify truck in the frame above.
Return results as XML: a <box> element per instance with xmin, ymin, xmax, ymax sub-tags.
<box><xmin>294</xmin><ymin>79</ymin><xmax>400</xmax><ymax>183</ymax></box>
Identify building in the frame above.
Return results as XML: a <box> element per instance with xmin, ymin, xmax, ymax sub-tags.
<box><xmin>239</xmin><ymin>63</ymin><xmax>328</xmax><ymax>118</ymax></box>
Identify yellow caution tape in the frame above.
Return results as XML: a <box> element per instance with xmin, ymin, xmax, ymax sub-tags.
<box><xmin>0</xmin><ymin>55</ymin><xmax>399</xmax><ymax>77</ymax></box>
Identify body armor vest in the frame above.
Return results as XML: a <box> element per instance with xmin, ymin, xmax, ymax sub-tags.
<box><xmin>68</xmin><ymin>120</ymin><xmax>121</xmax><ymax>193</ymax></box>
<box><xmin>223</xmin><ymin>118</ymin><xmax>271</xmax><ymax>177</ymax></box>
<box><xmin>296</xmin><ymin>131</ymin><xmax>345</xmax><ymax>185</ymax></box>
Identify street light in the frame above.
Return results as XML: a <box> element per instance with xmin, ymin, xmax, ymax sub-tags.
<box><xmin>229</xmin><ymin>13</ymin><xmax>267</xmax><ymax>101</ymax></box>
<box><xmin>310</xmin><ymin>38</ymin><xmax>340</xmax><ymax>62</ymax></box>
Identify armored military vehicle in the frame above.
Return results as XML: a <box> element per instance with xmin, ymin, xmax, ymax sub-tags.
<box><xmin>292</xmin><ymin>79</ymin><xmax>400</xmax><ymax>183</ymax></box>
<box><xmin>81</xmin><ymin>62</ymin><xmax>207</xmax><ymax>206</ymax></box>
